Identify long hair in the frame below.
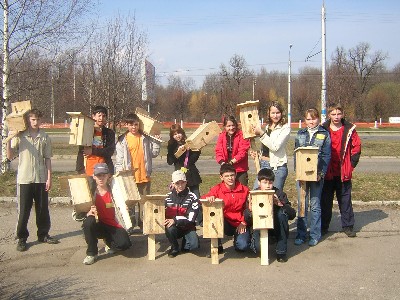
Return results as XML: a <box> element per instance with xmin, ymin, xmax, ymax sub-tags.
<box><xmin>168</xmin><ymin>124</ymin><xmax>187</xmax><ymax>147</ymax></box>
<box><xmin>267</xmin><ymin>101</ymin><xmax>286</xmax><ymax>126</ymax></box>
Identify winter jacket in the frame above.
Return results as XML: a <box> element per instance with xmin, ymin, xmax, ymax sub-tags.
<box><xmin>202</xmin><ymin>181</ymin><xmax>249</xmax><ymax>227</ymax></box>
<box><xmin>76</xmin><ymin>126</ymin><xmax>115</xmax><ymax>175</ymax></box>
<box><xmin>259</xmin><ymin>123</ymin><xmax>291</xmax><ymax>170</ymax></box>
<box><xmin>165</xmin><ymin>187</ymin><xmax>199</xmax><ymax>232</ymax></box>
<box><xmin>215</xmin><ymin>129</ymin><xmax>250</xmax><ymax>173</ymax></box>
<box><xmin>322</xmin><ymin>119</ymin><xmax>361</xmax><ymax>182</ymax></box>
<box><xmin>167</xmin><ymin>142</ymin><xmax>202</xmax><ymax>187</ymax></box>
<box><xmin>294</xmin><ymin>125</ymin><xmax>331</xmax><ymax>178</ymax></box>
<box><xmin>114</xmin><ymin>132</ymin><xmax>161</xmax><ymax>177</ymax></box>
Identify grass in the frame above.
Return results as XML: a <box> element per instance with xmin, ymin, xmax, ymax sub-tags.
<box><xmin>1</xmin><ymin>171</ymin><xmax>399</xmax><ymax>203</ymax></box>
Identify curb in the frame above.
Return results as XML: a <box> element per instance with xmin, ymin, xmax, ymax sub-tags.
<box><xmin>1</xmin><ymin>197</ymin><xmax>399</xmax><ymax>206</ymax></box>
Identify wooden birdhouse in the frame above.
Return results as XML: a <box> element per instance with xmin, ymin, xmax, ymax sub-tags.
<box><xmin>250</xmin><ymin>190</ymin><xmax>274</xmax><ymax>230</ymax></box>
<box><xmin>143</xmin><ymin>194</ymin><xmax>166</xmax><ymax>260</ymax></box>
<box><xmin>68</xmin><ymin>175</ymin><xmax>93</xmax><ymax>213</ymax></box>
<box><xmin>111</xmin><ymin>171</ymin><xmax>141</xmax><ymax>207</ymax></box>
<box><xmin>175</xmin><ymin>121</ymin><xmax>222</xmax><ymax>158</ymax></box>
<box><xmin>236</xmin><ymin>100</ymin><xmax>260</xmax><ymax>139</ymax></box>
<box><xmin>3</xmin><ymin>100</ymin><xmax>32</xmax><ymax>143</ymax></box>
<box><xmin>200</xmin><ymin>199</ymin><xmax>224</xmax><ymax>264</ymax></box>
<box><xmin>201</xmin><ymin>199</ymin><xmax>224</xmax><ymax>238</ymax></box>
<box><xmin>135</xmin><ymin>107</ymin><xmax>163</xmax><ymax>142</ymax></box>
<box><xmin>67</xmin><ymin>112</ymin><xmax>95</xmax><ymax>146</ymax></box>
<box><xmin>143</xmin><ymin>195</ymin><xmax>166</xmax><ymax>235</ymax></box>
<box><xmin>295</xmin><ymin>146</ymin><xmax>319</xmax><ymax>181</ymax></box>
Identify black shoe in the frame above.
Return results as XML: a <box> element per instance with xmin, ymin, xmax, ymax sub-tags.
<box><xmin>321</xmin><ymin>228</ymin><xmax>329</xmax><ymax>236</ymax></box>
<box><xmin>168</xmin><ymin>249</ymin><xmax>179</xmax><ymax>258</ymax></box>
<box><xmin>16</xmin><ymin>239</ymin><xmax>27</xmax><ymax>252</ymax></box>
<box><xmin>343</xmin><ymin>227</ymin><xmax>356</xmax><ymax>238</ymax></box>
<box><xmin>277</xmin><ymin>254</ymin><xmax>288</xmax><ymax>263</ymax></box>
<box><xmin>38</xmin><ymin>235</ymin><xmax>60</xmax><ymax>244</ymax></box>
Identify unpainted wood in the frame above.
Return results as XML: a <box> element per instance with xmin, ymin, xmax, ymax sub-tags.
<box><xmin>211</xmin><ymin>238</ymin><xmax>220</xmax><ymax>265</ymax></box>
<box><xmin>67</xmin><ymin>112</ymin><xmax>95</xmax><ymax>146</ymax></box>
<box><xmin>236</xmin><ymin>100</ymin><xmax>260</xmax><ymax>139</ymax></box>
<box><xmin>295</xmin><ymin>147</ymin><xmax>319</xmax><ymax>181</ymax></box>
<box><xmin>250</xmin><ymin>190</ymin><xmax>274</xmax><ymax>229</ymax></box>
<box><xmin>143</xmin><ymin>195</ymin><xmax>166</xmax><ymax>235</ymax></box>
<box><xmin>148</xmin><ymin>234</ymin><xmax>156</xmax><ymax>260</ymax></box>
<box><xmin>68</xmin><ymin>176</ymin><xmax>93</xmax><ymax>213</ymax></box>
<box><xmin>260</xmin><ymin>229</ymin><xmax>269</xmax><ymax>266</ymax></box>
<box><xmin>200</xmin><ymin>199</ymin><xmax>224</xmax><ymax>239</ymax></box>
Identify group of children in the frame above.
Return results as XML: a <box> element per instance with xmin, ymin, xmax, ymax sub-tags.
<box><xmin>7</xmin><ymin>102</ymin><xmax>361</xmax><ymax>266</ymax></box>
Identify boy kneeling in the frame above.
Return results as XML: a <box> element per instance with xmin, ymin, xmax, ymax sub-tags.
<box><xmin>248</xmin><ymin>169</ymin><xmax>296</xmax><ymax>262</ymax></box>
<box><xmin>164</xmin><ymin>170</ymin><xmax>200</xmax><ymax>258</ymax></box>
<box><xmin>82</xmin><ymin>163</ymin><xmax>132</xmax><ymax>265</ymax></box>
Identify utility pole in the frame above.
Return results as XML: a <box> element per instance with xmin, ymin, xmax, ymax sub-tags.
<box><xmin>288</xmin><ymin>44</ymin><xmax>292</xmax><ymax>127</ymax></box>
<box><xmin>252</xmin><ymin>78</ymin><xmax>256</xmax><ymax>101</ymax></box>
<box><xmin>321</xmin><ymin>2</ymin><xmax>327</xmax><ymax>123</ymax></box>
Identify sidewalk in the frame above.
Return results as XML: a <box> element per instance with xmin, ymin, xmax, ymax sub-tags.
<box><xmin>1</xmin><ymin>202</ymin><xmax>399</xmax><ymax>299</ymax></box>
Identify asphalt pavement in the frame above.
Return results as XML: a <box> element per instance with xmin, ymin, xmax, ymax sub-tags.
<box><xmin>0</xmin><ymin>202</ymin><xmax>399</xmax><ymax>299</ymax></box>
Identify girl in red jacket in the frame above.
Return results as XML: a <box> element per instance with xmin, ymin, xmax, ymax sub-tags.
<box><xmin>215</xmin><ymin>116</ymin><xmax>251</xmax><ymax>186</ymax></box>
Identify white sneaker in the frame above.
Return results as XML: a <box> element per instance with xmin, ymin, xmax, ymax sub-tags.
<box><xmin>83</xmin><ymin>255</ymin><xmax>97</xmax><ymax>265</ymax></box>
<box><xmin>105</xmin><ymin>245</ymin><xmax>116</xmax><ymax>255</ymax></box>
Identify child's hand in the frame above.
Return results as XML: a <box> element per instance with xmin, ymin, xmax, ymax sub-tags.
<box><xmin>248</xmin><ymin>195</ymin><xmax>253</xmax><ymax>211</ymax></box>
<box><xmin>251</xmin><ymin>124</ymin><xmax>263</xmax><ymax>136</ymax></box>
<box><xmin>249</xmin><ymin>150</ymin><xmax>257</xmax><ymax>159</ymax></box>
<box><xmin>273</xmin><ymin>194</ymin><xmax>284</xmax><ymax>206</ymax></box>
<box><xmin>206</xmin><ymin>196</ymin><xmax>216</xmax><ymax>203</ymax></box>
<box><xmin>87</xmin><ymin>205</ymin><xmax>97</xmax><ymax>217</ymax></box>
<box><xmin>164</xmin><ymin>218</ymin><xmax>175</xmax><ymax>228</ymax></box>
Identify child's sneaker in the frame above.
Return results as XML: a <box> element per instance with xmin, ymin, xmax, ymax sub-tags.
<box><xmin>105</xmin><ymin>245</ymin><xmax>116</xmax><ymax>255</ymax></box>
<box><xmin>308</xmin><ymin>238</ymin><xmax>318</xmax><ymax>246</ymax></box>
<box><xmin>277</xmin><ymin>254</ymin><xmax>288</xmax><ymax>263</ymax></box>
<box><xmin>294</xmin><ymin>238</ymin><xmax>305</xmax><ymax>246</ymax></box>
<box><xmin>83</xmin><ymin>255</ymin><xmax>97</xmax><ymax>265</ymax></box>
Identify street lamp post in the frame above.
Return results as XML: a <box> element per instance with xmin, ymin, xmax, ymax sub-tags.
<box><xmin>288</xmin><ymin>44</ymin><xmax>292</xmax><ymax>127</ymax></box>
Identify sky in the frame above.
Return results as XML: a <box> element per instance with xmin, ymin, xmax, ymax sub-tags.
<box><xmin>98</xmin><ymin>0</ymin><xmax>400</xmax><ymax>87</ymax></box>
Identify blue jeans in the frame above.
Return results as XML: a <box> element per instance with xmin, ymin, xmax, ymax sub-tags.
<box><xmin>221</xmin><ymin>219</ymin><xmax>251</xmax><ymax>251</ymax></box>
<box><xmin>296</xmin><ymin>180</ymin><xmax>324</xmax><ymax>242</ymax></box>
<box><xmin>253</xmin><ymin>161</ymin><xmax>288</xmax><ymax>191</ymax></box>
<box><xmin>165</xmin><ymin>225</ymin><xmax>199</xmax><ymax>251</ymax></box>
<box><xmin>246</xmin><ymin>207</ymin><xmax>289</xmax><ymax>255</ymax></box>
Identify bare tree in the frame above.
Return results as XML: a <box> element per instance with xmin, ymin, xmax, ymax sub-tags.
<box><xmin>1</xmin><ymin>0</ymin><xmax>95</xmax><ymax>172</ymax></box>
<box><xmin>78</xmin><ymin>14</ymin><xmax>147</xmax><ymax>129</ymax></box>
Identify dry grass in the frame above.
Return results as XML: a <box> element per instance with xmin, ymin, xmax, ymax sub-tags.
<box><xmin>2</xmin><ymin>171</ymin><xmax>396</xmax><ymax>203</ymax></box>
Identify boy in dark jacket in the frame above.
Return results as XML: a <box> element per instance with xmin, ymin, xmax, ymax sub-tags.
<box><xmin>247</xmin><ymin>168</ymin><xmax>296</xmax><ymax>263</ymax></box>
<box><xmin>321</xmin><ymin>103</ymin><xmax>361</xmax><ymax>237</ymax></box>
<box><xmin>164</xmin><ymin>170</ymin><xmax>200</xmax><ymax>258</ymax></box>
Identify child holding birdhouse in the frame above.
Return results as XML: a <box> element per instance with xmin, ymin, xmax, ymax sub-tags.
<box><xmin>294</xmin><ymin>108</ymin><xmax>331</xmax><ymax>247</ymax></box>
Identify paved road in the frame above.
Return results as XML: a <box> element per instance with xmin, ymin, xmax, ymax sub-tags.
<box><xmin>10</xmin><ymin>156</ymin><xmax>400</xmax><ymax>174</ymax></box>
<box><xmin>0</xmin><ymin>203</ymin><xmax>399</xmax><ymax>299</ymax></box>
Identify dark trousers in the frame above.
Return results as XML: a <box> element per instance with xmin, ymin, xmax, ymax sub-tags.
<box><xmin>221</xmin><ymin>219</ymin><xmax>251</xmax><ymax>251</ymax></box>
<box><xmin>17</xmin><ymin>183</ymin><xmax>51</xmax><ymax>241</ymax></box>
<box><xmin>165</xmin><ymin>225</ymin><xmax>198</xmax><ymax>251</ymax></box>
<box><xmin>321</xmin><ymin>177</ymin><xmax>355</xmax><ymax>230</ymax></box>
<box><xmin>236</xmin><ymin>171</ymin><xmax>249</xmax><ymax>187</ymax></box>
<box><xmin>246</xmin><ymin>208</ymin><xmax>289</xmax><ymax>254</ymax></box>
<box><xmin>83</xmin><ymin>216</ymin><xmax>132</xmax><ymax>256</ymax></box>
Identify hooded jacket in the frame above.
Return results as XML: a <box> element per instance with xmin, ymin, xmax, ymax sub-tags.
<box><xmin>322</xmin><ymin>119</ymin><xmax>361</xmax><ymax>182</ymax></box>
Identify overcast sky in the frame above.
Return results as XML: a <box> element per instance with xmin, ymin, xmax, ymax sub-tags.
<box><xmin>98</xmin><ymin>0</ymin><xmax>400</xmax><ymax>86</ymax></box>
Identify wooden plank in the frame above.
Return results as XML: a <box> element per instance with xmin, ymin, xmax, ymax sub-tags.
<box><xmin>299</xmin><ymin>181</ymin><xmax>306</xmax><ymax>218</ymax></box>
<box><xmin>148</xmin><ymin>234</ymin><xmax>156</xmax><ymax>260</ymax></box>
<box><xmin>200</xmin><ymin>199</ymin><xmax>224</xmax><ymax>239</ymax></box>
<box><xmin>68</xmin><ymin>176</ymin><xmax>93</xmax><ymax>213</ymax></box>
<box><xmin>250</xmin><ymin>190</ymin><xmax>274</xmax><ymax>229</ymax></box>
<box><xmin>143</xmin><ymin>195</ymin><xmax>166</xmax><ymax>235</ymax></box>
<box><xmin>250</xmin><ymin>138</ymin><xmax>261</xmax><ymax>174</ymax></box>
<box><xmin>211</xmin><ymin>238</ymin><xmax>220</xmax><ymax>265</ymax></box>
<box><xmin>236</xmin><ymin>100</ymin><xmax>260</xmax><ymax>139</ymax></box>
<box><xmin>260</xmin><ymin>229</ymin><xmax>269</xmax><ymax>266</ymax></box>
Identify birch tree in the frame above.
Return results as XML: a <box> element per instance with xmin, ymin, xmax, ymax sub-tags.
<box><xmin>1</xmin><ymin>0</ymin><xmax>95</xmax><ymax>172</ymax></box>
